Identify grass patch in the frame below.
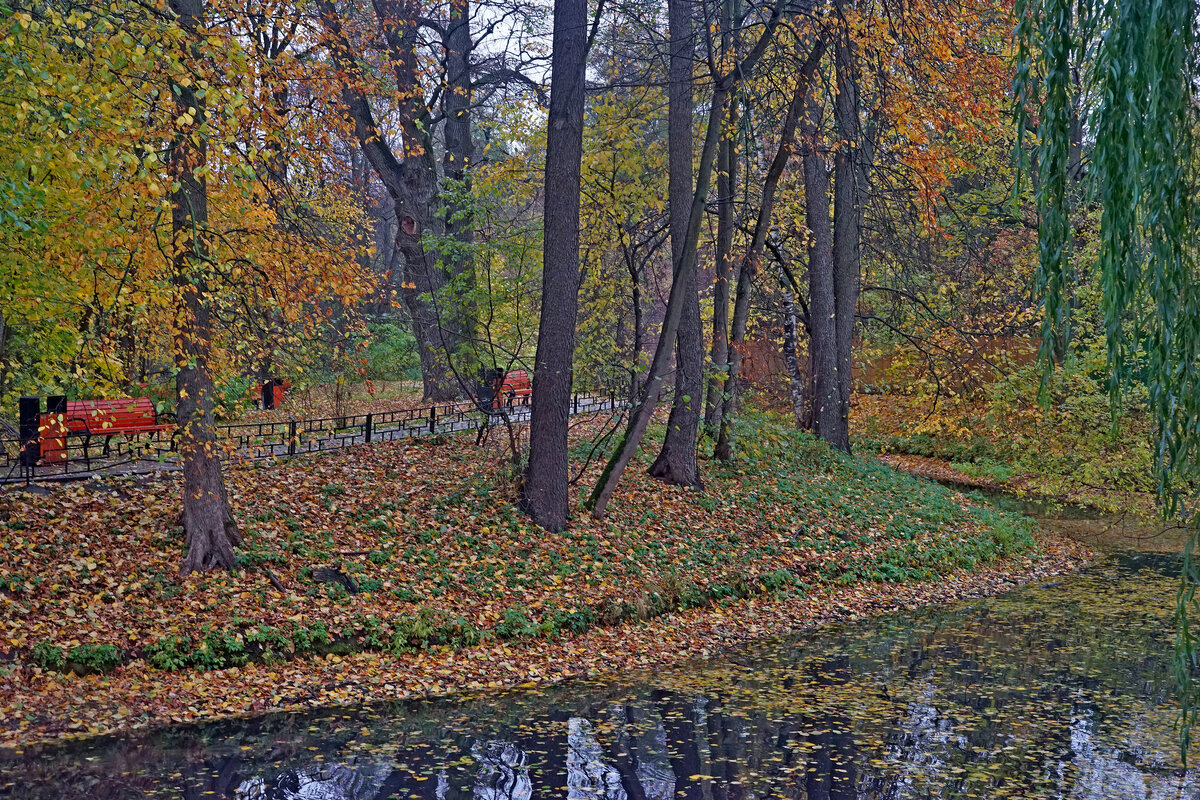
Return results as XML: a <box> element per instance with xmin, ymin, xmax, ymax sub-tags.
<box><xmin>6</xmin><ymin>410</ymin><xmax>1038</xmax><ymax>676</ymax></box>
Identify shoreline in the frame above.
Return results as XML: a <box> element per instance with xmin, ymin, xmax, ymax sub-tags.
<box><xmin>1</xmin><ymin>528</ymin><xmax>1091</xmax><ymax>752</ymax></box>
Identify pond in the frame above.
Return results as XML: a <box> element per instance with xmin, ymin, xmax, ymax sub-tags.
<box><xmin>2</xmin><ymin>511</ymin><xmax>1195</xmax><ymax>799</ymax></box>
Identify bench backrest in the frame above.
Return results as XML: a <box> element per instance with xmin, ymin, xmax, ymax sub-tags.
<box><xmin>62</xmin><ymin>398</ymin><xmax>157</xmax><ymax>432</ymax></box>
<box><xmin>500</xmin><ymin>370</ymin><xmax>531</xmax><ymax>393</ymax></box>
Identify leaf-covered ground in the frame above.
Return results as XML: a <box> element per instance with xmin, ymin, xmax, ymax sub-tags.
<box><xmin>231</xmin><ymin>380</ymin><xmax>426</xmax><ymax>424</ymax></box>
<box><xmin>854</xmin><ymin>392</ymin><xmax>1158</xmax><ymax>514</ymax></box>
<box><xmin>0</xmin><ymin>411</ymin><xmax>1091</xmax><ymax>748</ymax></box>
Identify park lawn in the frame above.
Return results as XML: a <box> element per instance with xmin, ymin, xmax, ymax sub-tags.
<box><xmin>0</xmin><ymin>410</ymin><xmax>1088</xmax><ymax>745</ymax></box>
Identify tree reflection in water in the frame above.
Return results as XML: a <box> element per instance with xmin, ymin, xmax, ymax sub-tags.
<box><xmin>5</xmin><ymin>552</ymin><xmax>1199</xmax><ymax>800</ymax></box>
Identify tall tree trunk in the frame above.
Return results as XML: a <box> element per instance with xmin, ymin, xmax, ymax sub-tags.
<box><xmin>589</xmin><ymin>88</ymin><xmax>730</xmax><ymax>517</ymax></box>
<box><xmin>169</xmin><ymin>0</ymin><xmax>242</xmax><ymax>575</ymax></box>
<box><xmin>588</xmin><ymin>0</ymin><xmax>787</xmax><ymax>517</ymax></box>
<box><xmin>703</xmin><ymin>101</ymin><xmax>739</xmax><ymax>436</ymax></box>
<box><xmin>521</xmin><ymin>0</ymin><xmax>588</xmax><ymax>531</ymax></box>
<box><xmin>831</xmin><ymin>32</ymin><xmax>860</xmax><ymax>449</ymax></box>
<box><xmin>649</xmin><ymin>0</ymin><xmax>703</xmax><ymax>488</ymax></box>
<box><xmin>804</xmin><ymin>106</ymin><xmax>846</xmax><ymax>451</ymax></box>
<box><xmin>703</xmin><ymin>0</ymin><xmax>741</xmax><ymax>435</ymax></box>
<box><xmin>441</xmin><ymin>0</ymin><xmax>477</xmax><ymax>374</ymax></box>
<box><xmin>713</xmin><ymin>44</ymin><xmax>823</xmax><ymax>459</ymax></box>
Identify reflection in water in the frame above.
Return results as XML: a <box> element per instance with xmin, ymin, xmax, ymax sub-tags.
<box><xmin>471</xmin><ymin>740</ymin><xmax>531</xmax><ymax>800</ymax></box>
<box><xmin>2</xmin><ymin>553</ymin><xmax>1197</xmax><ymax>799</ymax></box>
<box><xmin>568</xmin><ymin>718</ymin><xmax>624</xmax><ymax>800</ymax></box>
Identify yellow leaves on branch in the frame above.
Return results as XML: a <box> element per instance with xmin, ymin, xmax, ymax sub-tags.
<box><xmin>0</xmin><ymin>0</ymin><xmax>375</xmax><ymax>403</ymax></box>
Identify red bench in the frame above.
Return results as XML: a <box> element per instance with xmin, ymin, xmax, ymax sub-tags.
<box><xmin>39</xmin><ymin>398</ymin><xmax>174</xmax><ymax>464</ymax></box>
<box><xmin>492</xmin><ymin>370</ymin><xmax>532</xmax><ymax>409</ymax></box>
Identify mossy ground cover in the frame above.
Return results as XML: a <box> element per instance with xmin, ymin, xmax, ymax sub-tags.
<box><xmin>0</xmin><ymin>410</ymin><xmax>1085</xmax><ymax>746</ymax></box>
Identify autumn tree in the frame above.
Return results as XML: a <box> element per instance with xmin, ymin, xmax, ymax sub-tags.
<box><xmin>521</xmin><ymin>0</ymin><xmax>589</xmax><ymax>530</ymax></box>
<box><xmin>588</xmin><ymin>0</ymin><xmax>788</xmax><ymax>517</ymax></box>
<box><xmin>164</xmin><ymin>0</ymin><xmax>245</xmax><ymax>573</ymax></box>
<box><xmin>1</xmin><ymin>0</ymin><xmax>372</xmax><ymax>571</ymax></box>
<box><xmin>646</xmin><ymin>0</ymin><xmax>703</xmax><ymax>487</ymax></box>
<box><xmin>706</xmin><ymin>0</ymin><xmax>1014</xmax><ymax>456</ymax></box>
<box><xmin>714</xmin><ymin>37</ymin><xmax>825</xmax><ymax>458</ymax></box>
<box><xmin>316</xmin><ymin>0</ymin><xmax>475</xmax><ymax>399</ymax></box>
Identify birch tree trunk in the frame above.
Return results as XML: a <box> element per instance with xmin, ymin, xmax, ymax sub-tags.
<box><xmin>779</xmin><ymin>273</ymin><xmax>808</xmax><ymax>428</ymax></box>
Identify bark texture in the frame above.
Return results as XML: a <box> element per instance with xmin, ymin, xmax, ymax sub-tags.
<box><xmin>831</xmin><ymin>33</ymin><xmax>862</xmax><ymax>446</ymax></box>
<box><xmin>648</xmin><ymin>0</ymin><xmax>703</xmax><ymax>488</ymax></box>
<box><xmin>703</xmin><ymin>102</ymin><xmax>739</xmax><ymax>435</ymax></box>
<box><xmin>169</xmin><ymin>0</ymin><xmax>242</xmax><ymax>575</ymax></box>
<box><xmin>803</xmin><ymin>106</ymin><xmax>846</xmax><ymax>451</ymax></box>
<box><xmin>801</xmin><ymin>26</ymin><xmax>862</xmax><ymax>454</ymax></box>
<box><xmin>702</xmin><ymin>0</ymin><xmax>741</xmax><ymax>435</ymax></box>
<box><xmin>521</xmin><ymin>0</ymin><xmax>588</xmax><ymax>530</ymax></box>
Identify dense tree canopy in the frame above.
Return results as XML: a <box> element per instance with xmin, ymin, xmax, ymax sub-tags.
<box><xmin>0</xmin><ymin>0</ymin><xmax>1089</xmax><ymax>577</ymax></box>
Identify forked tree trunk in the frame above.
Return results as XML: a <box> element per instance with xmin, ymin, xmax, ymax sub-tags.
<box><xmin>804</xmin><ymin>107</ymin><xmax>848</xmax><ymax>451</ymax></box>
<box><xmin>169</xmin><ymin>0</ymin><xmax>242</xmax><ymax>575</ymax></box>
<box><xmin>648</xmin><ymin>0</ymin><xmax>703</xmax><ymax>488</ymax></box>
<box><xmin>317</xmin><ymin>0</ymin><xmax>469</xmax><ymax>401</ymax></box>
<box><xmin>521</xmin><ymin>0</ymin><xmax>588</xmax><ymax>531</ymax></box>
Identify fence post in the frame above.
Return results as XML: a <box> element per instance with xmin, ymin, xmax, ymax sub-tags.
<box><xmin>18</xmin><ymin>396</ymin><xmax>40</xmax><ymax>474</ymax></box>
<box><xmin>365</xmin><ymin>413</ymin><xmax>373</xmax><ymax>443</ymax></box>
<box><xmin>288</xmin><ymin>420</ymin><xmax>297</xmax><ymax>456</ymax></box>
<box><xmin>572</xmin><ymin>393</ymin><xmax>578</xmax><ymax>415</ymax></box>
<box><xmin>429</xmin><ymin>405</ymin><xmax>437</xmax><ymax>434</ymax></box>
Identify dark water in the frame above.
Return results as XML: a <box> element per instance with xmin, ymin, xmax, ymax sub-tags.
<box><xmin>1</xmin><ymin>534</ymin><xmax>1194</xmax><ymax>798</ymax></box>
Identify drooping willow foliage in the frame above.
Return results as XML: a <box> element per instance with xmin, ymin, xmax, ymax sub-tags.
<box><xmin>1014</xmin><ymin>0</ymin><xmax>1200</xmax><ymax>758</ymax></box>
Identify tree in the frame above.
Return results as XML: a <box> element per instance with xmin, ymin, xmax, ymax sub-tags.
<box><xmin>168</xmin><ymin>0</ymin><xmax>243</xmax><ymax>574</ymax></box>
<box><xmin>647</xmin><ymin>0</ymin><xmax>703</xmax><ymax>488</ymax></box>
<box><xmin>588</xmin><ymin>0</ymin><xmax>788</xmax><ymax>518</ymax></box>
<box><xmin>316</xmin><ymin>0</ymin><xmax>479</xmax><ymax>400</ymax></box>
<box><xmin>1</xmin><ymin>0</ymin><xmax>372</xmax><ymax>572</ymax></box>
<box><xmin>1014</xmin><ymin>0</ymin><xmax>1200</xmax><ymax>757</ymax></box>
<box><xmin>521</xmin><ymin>0</ymin><xmax>590</xmax><ymax>530</ymax></box>
<box><xmin>714</xmin><ymin>40</ymin><xmax>825</xmax><ymax>459</ymax></box>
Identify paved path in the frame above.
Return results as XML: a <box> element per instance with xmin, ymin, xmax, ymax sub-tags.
<box><xmin>4</xmin><ymin>395</ymin><xmax>626</xmax><ymax>485</ymax></box>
